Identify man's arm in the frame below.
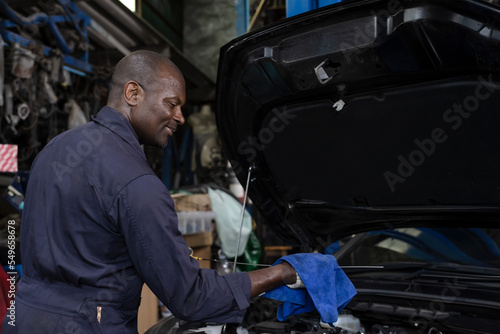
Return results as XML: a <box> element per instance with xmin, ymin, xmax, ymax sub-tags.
<box><xmin>248</xmin><ymin>262</ymin><xmax>297</xmax><ymax>298</ymax></box>
<box><xmin>114</xmin><ymin>175</ymin><xmax>298</xmax><ymax>321</ymax></box>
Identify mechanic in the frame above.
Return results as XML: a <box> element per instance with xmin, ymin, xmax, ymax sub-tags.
<box><xmin>2</xmin><ymin>50</ymin><xmax>297</xmax><ymax>333</ymax></box>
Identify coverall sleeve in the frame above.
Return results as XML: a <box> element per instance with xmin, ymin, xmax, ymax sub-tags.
<box><xmin>110</xmin><ymin>175</ymin><xmax>251</xmax><ymax>323</ymax></box>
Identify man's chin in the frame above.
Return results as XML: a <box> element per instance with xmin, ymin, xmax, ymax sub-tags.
<box><xmin>159</xmin><ymin>137</ymin><xmax>169</xmax><ymax>148</ymax></box>
<box><xmin>143</xmin><ymin>133</ymin><xmax>170</xmax><ymax>148</ymax></box>
<box><xmin>143</xmin><ymin>138</ymin><xmax>169</xmax><ymax>148</ymax></box>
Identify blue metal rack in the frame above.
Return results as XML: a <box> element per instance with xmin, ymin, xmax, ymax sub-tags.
<box><xmin>0</xmin><ymin>0</ymin><xmax>93</xmax><ymax>75</ymax></box>
<box><xmin>286</xmin><ymin>0</ymin><xmax>342</xmax><ymax>17</ymax></box>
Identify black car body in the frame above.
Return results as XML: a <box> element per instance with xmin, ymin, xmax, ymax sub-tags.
<box><xmin>149</xmin><ymin>0</ymin><xmax>500</xmax><ymax>333</ymax></box>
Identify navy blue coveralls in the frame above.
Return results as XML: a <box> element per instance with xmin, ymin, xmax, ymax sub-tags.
<box><xmin>2</xmin><ymin>107</ymin><xmax>251</xmax><ymax>333</ymax></box>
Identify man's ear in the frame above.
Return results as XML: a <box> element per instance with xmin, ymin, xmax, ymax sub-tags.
<box><xmin>123</xmin><ymin>81</ymin><xmax>143</xmax><ymax>106</ymax></box>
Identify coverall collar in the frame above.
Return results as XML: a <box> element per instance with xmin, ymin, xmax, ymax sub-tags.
<box><xmin>92</xmin><ymin>106</ymin><xmax>146</xmax><ymax>159</ymax></box>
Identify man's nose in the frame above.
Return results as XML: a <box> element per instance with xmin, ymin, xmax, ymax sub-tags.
<box><xmin>174</xmin><ymin>107</ymin><xmax>185</xmax><ymax>125</ymax></box>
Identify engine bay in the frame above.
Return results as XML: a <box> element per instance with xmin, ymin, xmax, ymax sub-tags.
<box><xmin>146</xmin><ymin>297</ymin><xmax>449</xmax><ymax>334</ymax></box>
<box><xmin>237</xmin><ymin>298</ymin><xmax>444</xmax><ymax>334</ymax></box>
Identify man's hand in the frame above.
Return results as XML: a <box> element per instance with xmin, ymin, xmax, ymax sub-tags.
<box><xmin>247</xmin><ymin>261</ymin><xmax>296</xmax><ymax>298</ymax></box>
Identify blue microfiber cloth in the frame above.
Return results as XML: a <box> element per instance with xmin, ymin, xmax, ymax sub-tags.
<box><xmin>263</xmin><ymin>253</ymin><xmax>357</xmax><ymax>324</ymax></box>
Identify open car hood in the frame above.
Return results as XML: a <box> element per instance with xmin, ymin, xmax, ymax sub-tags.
<box><xmin>215</xmin><ymin>0</ymin><xmax>500</xmax><ymax>248</ymax></box>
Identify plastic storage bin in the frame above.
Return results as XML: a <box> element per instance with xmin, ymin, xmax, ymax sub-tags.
<box><xmin>177</xmin><ymin>211</ymin><xmax>216</xmax><ymax>235</ymax></box>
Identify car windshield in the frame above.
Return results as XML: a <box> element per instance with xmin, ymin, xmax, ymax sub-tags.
<box><xmin>335</xmin><ymin>227</ymin><xmax>500</xmax><ymax>269</ymax></box>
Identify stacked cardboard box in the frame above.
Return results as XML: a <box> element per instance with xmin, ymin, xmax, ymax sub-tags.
<box><xmin>173</xmin><ymin>193</ymin><xmax>214</xmax><ymax>270</ymax></box>
<box><xmin>172</xmin><ymin>193</ymin><xmax>211</xmax><ymax>211</ymax></box>
<box><xmin>184</xmin><ymin>231</ymin><xmax>213</xmax><ymax>270</ymax></box>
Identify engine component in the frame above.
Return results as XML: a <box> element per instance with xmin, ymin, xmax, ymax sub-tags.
<box><xmin>0</xmin><ymin>35</ymin><xmax>4</xmax><ymax>107</ymax></box>
<box><xmin>254</xmin><ymin>321</ymin><xmax>291</xmax><ymax>334</ymax></box>
<box><xmin>16</xmin><ymin>103</ymin><xmax>30</xmax><ymax>121</ymax></box>
<box><xmin>4</xmin><ymin>84</ymin><xmax>19</xmax><ymax>135</ymax></box>
<box><xmin>11</xmin><ymin>46</ymin><xmax>36</xmax><ymax>79</ymax></box>
<box><xmin>66</xmin><ymin>99</ymin><xmax>87</xmax><ymax>129</ymax></box>
<box><xmin>49</xmin><ymin>55</ymin><xmax>61</xmax><ymax>83</ymax></box>
<box><xmin>40</xmin><ymin>72</ymin><xmax>58</xmax><ymax>104</ymax></box>
<box><xmin>329</xmin><ymin>313</ymin><xmax>362</xmax><ymax>333</ymax></box>
<box><xmin>371</xmin><ymin>324</ymin><xmax>411</xmax><ymax>334</ymax></box>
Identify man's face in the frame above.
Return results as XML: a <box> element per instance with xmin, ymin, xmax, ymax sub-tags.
<box><xmin>131</xmin><ymin>68</ymin><xmax>186</xmax><ymax>147</ymax></box>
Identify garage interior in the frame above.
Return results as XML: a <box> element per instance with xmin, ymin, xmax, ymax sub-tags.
<box><xmin>4</xmin><ymin>1</ymin><xmax>500</xmax><ymax>334</ymax></box>
<box><xmin>0</xmin><ymin>0</ymin><xmax>332</xmax><ymax>332</ymax></box>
